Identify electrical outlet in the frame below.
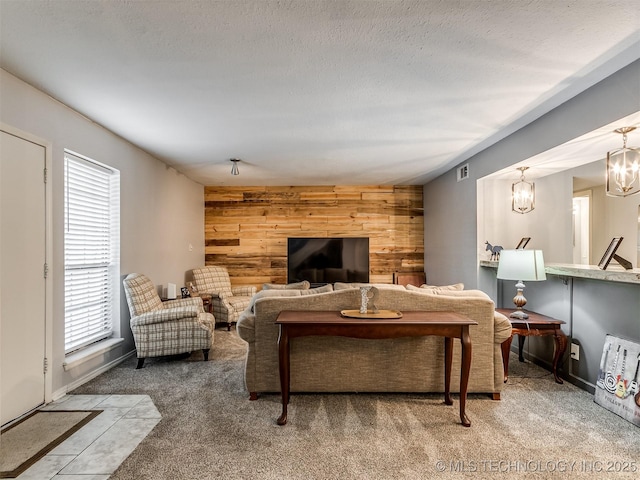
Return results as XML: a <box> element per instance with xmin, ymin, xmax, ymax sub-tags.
<box><xmin>571</xmin><ymin>343</ymin><xmax>580</xmax><ymax>361</ymax></box>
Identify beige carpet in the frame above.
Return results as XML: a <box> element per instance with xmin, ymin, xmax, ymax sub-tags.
<box><xmin>71</xmin><ymin>330</ymin><xmax>640</xmax><ymax>479</ymax></box>
<box><xmin>0</xmin><ymin>409</ymin><xmax>101</xmax><ymax>478</ymax></box>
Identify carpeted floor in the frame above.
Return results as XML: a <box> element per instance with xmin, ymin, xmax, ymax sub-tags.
<box><xmin>71</xmin><ymin>330</ymin><xmax>640</xmax><ymax>479</ymax></box>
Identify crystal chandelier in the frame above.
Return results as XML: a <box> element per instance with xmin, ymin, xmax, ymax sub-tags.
<box><xmin>512</xmin><ymin>167</ymin><xmax>535</xmax><ymax>214</ymax></box>
<box><xmin>606</xmin><ymin>127</ymin><xmax>640</xmax><ymax>197</ymax></box>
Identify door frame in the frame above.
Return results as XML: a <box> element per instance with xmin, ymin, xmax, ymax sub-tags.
<box><xmin>1</xmin><ymin>122</ymin><xmax>53</xmax><ymax>410</ymax></box>
<box><xmin>572</xmin><ymin>189</ymin><xmax>592</xmax><ymax>265</ymax></box>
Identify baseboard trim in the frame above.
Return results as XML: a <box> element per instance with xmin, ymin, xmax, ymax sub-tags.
<box><xmin>514</xmin><ymin>348</ymin><xmax>595</xmax><ymax>394</ymax></box>
<box><xmin>52</xmin><ymin>350</ymin><xmax>136</xmax><ymax>401</ymax></box>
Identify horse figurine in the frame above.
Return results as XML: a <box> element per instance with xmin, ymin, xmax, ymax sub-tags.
<box><xmin>485</xmin><ymin>241</ymin><xmax>503</xmax><ymax>261</ymax></box>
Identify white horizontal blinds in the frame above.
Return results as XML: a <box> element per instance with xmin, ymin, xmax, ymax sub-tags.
<box><xmin>64</xmin><ymin>152</ymin><xmax>118</xmax><ymax>353</ymax></box>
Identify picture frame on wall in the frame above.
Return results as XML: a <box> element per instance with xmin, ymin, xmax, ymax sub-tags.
<box><xmin>516</xmin><ymin>237</ymin><xmax>531</xmax><ymax>249</ymax></box>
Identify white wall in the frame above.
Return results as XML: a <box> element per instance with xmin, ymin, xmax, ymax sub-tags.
<box><xmin>479</xmin><ymin>174</ymin><xmax>573</xmax><ymax>264</ymax></box>
<box><xmin>0</xmin><ymin>70</ymin><xmax>205</xmax><ymax>396</ymax></box>
<box><xmin>569</xmin><ymin>160</ymin><xmax>637</xmax><ymax>267</ymax></box>
<box><xmin>597</xmin><ymin>186</ymin><xmax>638</xmax><ymax>266</ymax></box>
<box><xmin>478</xmin><ymin>162</ymin><xmax>639</xmax><ymax>268</ymax></box>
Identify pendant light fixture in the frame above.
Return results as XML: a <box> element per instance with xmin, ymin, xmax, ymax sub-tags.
<box><xmin>606</xmin><ymin>127</ymin><xmax>640</xmax><ymax>197</ymax></box>
<box><xmin>230</xmin><ymin>158</ymin><xmax>240</xmax><ymax>176</ymax></box>
<box><xmin>512</xmin><ymin>166</ymin><xmax>535</xmax><ymax>214</ymax></box>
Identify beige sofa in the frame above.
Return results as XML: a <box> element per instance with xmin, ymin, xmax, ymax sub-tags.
<box><xmin>236</xmin><ymin>284</ymin><xmax>512</xmax><ymax>400</ymax></box>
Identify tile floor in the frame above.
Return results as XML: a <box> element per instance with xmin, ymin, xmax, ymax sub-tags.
<box><xmin>16</xmin><ymin>394</ymin><xmax>160</xmax><ymax>480</ymax></box>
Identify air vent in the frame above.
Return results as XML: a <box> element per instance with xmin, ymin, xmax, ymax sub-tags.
<box><xmin>457</xmin><ymin>164</ymin><xmax>469</xmax><ymax>182</ymax></box>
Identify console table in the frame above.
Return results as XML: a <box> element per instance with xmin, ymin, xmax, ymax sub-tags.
<box><xmin>498</xmin><ymin>308</ymin><xmax>567</xmax><ymax>384</ymax></box>
<box><xmin>275</xmin><ymin>310</ymin><xmax>478</xmax><ymax>427</ymax></box>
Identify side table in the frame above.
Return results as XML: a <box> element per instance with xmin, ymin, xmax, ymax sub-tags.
<box><xmin>198</xmin><ymin>294</ymin><xmax>213</xmax><ymax>314</ymax></box>
<box><xmin>498</xmin><ymin>308</ymin><xmax>568</xmax><ymax>384</ymax></box>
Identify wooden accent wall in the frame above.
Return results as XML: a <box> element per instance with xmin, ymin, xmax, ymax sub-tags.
<box><xmin>204</xmin><ymin>185</ymin><xmax>424</xmax><ymax>289</ymax></box>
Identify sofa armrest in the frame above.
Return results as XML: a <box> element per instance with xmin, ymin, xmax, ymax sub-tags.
<box><xmin>493</xmin><ymin>311</ymin><xmax>513</xmax><ymax>344</ymax></box>
<box><xmin>203</xmin><ymin>291</ymin><xmax>226</xmax><ymax>300</ymax></box>
<box><xmin>130</xmin><ymin>306</ymin><xmax>200</xmax><ymax>326</ymax></box>
<box><xmin>162</xmin><ymin>296</ymin><xmax>203</xmax><ymax>310</ymax></box>
<box><xmin>236</xmin><ymin>310</ymin><xmax>256</xmax><ymax>343</ymax></box>
<box><xmin>232</xmin><ymin>285</ymin><xmax>257</xmax><ymax>297</ymax></box>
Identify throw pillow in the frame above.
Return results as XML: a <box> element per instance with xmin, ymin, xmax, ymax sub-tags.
<box><xmin>249</xmin><ymin>289</ymin><xmax>302</xmax><ymax>312</ymax></box>
<box><xmin>407</xmin><ymin>283</ymin><xmax>465</xmax><ymax>292</ymax></box>
<box><xmin>333</xmin><ymin>282</ymin><xmax>406</xmax><ymax>291</ymax></box>
<box><xmin>299</xmin><ymin>284</ymin><xmax>334</xmax><ymax>295</ymax></box>
<box><xmin>262</xmin><ymin>280</ymin><xmax>310</xmax><ymax>290</ymax></box>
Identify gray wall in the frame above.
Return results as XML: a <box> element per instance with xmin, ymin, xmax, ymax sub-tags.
<box><xmin>489</xmin><ymin>270</ymin><xmax>640</xmax><ymax>392</ymax></box>
<box><xmin>1</xmin><ymin>70</ymin><xmax>206</xmax><ymax>397</ymax></box>
<box><xmin>424</xmin><ymin>59</ymin><xmax>640</xmax><ymax>391</ymax></box>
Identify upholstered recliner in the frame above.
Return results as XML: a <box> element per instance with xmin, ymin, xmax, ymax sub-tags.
<box><xmin>192</xmin><ymin>266</ymin><xmax>256</xmax><ymax>330</ymax></box>
<box><xmin>123</xmin><ymin>273</ymin><xmax>215</xmax><ymax>368</ymax></box>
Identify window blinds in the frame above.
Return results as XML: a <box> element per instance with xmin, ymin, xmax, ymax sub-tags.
<box><xmin>64</xmin><ymin>152</ymin><xmax>119</xmax><ymax>354</ymax></box>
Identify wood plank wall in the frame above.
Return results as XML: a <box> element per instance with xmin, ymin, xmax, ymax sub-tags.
<box><xmin>203</xmin><ymin>185</ymin><xmax>424</xmax><ymax>289</ymax></box>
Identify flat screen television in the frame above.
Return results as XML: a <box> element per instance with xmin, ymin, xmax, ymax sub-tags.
<box><xmin>287</xmin><ymin>237</ymin><xmax>369</xmax><ymax>286</ymax></box>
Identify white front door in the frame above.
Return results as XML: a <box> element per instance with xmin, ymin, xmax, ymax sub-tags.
<box><xmin>1</xmin><ymin>130</ymin><xmax>46</xmax><ymax>426</ymax></box>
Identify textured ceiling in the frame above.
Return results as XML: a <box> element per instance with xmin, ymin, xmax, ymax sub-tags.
<box><xmin>1</xmin><ymin>0</ymin><xmax>639</xmax><ymax>186</ymax></box>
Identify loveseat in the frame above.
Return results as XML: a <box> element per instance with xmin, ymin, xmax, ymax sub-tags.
<box><xmin>236</xmin><ymin>283</ymin><xmax>512</xmax><ymax>399</ymax></box>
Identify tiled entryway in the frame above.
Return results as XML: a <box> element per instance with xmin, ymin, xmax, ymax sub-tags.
<box><xmin>16</xmin><ymin>394</ymin><xmax>160</xmax><ymax>479</ymax></box>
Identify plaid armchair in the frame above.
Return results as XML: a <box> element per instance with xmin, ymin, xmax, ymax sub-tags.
<box><xmin>192</xmin><ymin>266</ymin><xmax>256</xmax><ymax>330</ymax></box>
<box><xmin>123</xmin><ymin>273</ymin><xmax>215</xmax><ymax>368</ymax></box>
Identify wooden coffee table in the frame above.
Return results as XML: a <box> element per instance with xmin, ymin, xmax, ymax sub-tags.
<box><xmin>275</xmin><ymin>310</ymin><xmax>478</xmax><ymax>427</ymax></box>
<box><xmin>498</xmin><ymin>308</ymin><xmax>567</xmax><ymax>384</ymax></box>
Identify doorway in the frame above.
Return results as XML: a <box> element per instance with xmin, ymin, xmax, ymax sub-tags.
<box><xmin>572</xmin><ymin>191</ymin><xmax>591</xmax><ymax>265</ymax></box>
<box><xmin>1</xmin><ymin>128</ymin><xmax>49</xmax><ymax>426</ymax></box>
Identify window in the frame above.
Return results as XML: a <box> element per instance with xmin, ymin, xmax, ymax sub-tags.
<box><xmin>64</xmin><ymin>151</ymin><xmax>120</xmax><ymax>354</ymax></box>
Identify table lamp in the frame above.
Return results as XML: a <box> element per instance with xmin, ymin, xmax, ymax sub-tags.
<box><xmin>496</xmin><ymin>249</ymin><xmax>546</xmax><ymax>319</ymax></box>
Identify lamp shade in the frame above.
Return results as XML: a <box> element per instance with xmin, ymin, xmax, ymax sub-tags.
<box><xmin>496</xmin><ymin>250</ymin><xmax>546</xmax><ymax>281</ymax></box>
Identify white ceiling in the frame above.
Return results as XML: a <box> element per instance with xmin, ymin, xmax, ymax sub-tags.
<box><xmin>486</xmin><ymin>110</ymin><xmax>640</xmax><ymax>182</ymax></box>
<box><xmin>1</xmin><ymin>0</ymin><xmax>639</xmax><ymax>186</ymax></box>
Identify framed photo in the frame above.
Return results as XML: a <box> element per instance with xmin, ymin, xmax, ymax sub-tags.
<box><xmin>598</xmin><ymin>237</ymin><xmax>624</xmax><ymax>270</ymax></box>
<box><xmin>516</xmin><ymin>237</ymin><xmax>531</xmax><ymax>249</ymax></box>
<box><xmin>181</xmin><ymin>287</ymin><xmax>191</xmax><ymax>298</ymax></box>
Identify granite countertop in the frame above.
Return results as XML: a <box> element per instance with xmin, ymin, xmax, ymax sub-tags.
<box><xmin>479</xmin><ymin>260</ymin><xmax>640</xmax><ymax>285</ymax></box>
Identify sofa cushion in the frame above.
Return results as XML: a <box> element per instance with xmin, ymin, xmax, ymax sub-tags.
<box><xmin>262</xmin><ymin>280</ymin><xmax>310</xmax><ymax>290</ymax></box>
<box><xmin>249</xmin><ymin>289</ymin><xmax>302</xmax><ymax>312</ymax></box>
<box><xmin>406</xmin><ymin>284</ymin><xmax>491</xmax><ymax>299</ymax></box>
<box><xmin>412</xmin><ymin>283</ymin><xmax>465</xmax><ymax>292</ymax></box>
<box><xmin>333</xmin><ymin>282</ymin><xmax>407</xmax><ymax>291</ymax></box>
<box><xmin>300</xmin><ymin>284</ymin><xmax>334</xmax><ymax>295</ymax></box>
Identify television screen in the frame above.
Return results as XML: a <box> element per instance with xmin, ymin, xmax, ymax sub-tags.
<box><xmin>287</xmin><ymin>237</ymin><xmax>369</xmax><ymax>286</ymax></box>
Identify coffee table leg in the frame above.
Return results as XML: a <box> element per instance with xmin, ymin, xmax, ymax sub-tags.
<box><xmin>277</xmin><ymin>325</ymin><xmax>290</xmax><ymax>425</ymax></box>
<box><xmin>552</xmin><ymin>328</ymin><xmax>568</xmax><ymax>384</ymax></box>
<box><xmin>460</xmin><ymin>326</ymin><xmax>472</xmax><ymax>427</ymax></box>
<box><xmin>444</xmin><ymin>337</ymin><xmax>453</xmax><ymax>405</ymax></box>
